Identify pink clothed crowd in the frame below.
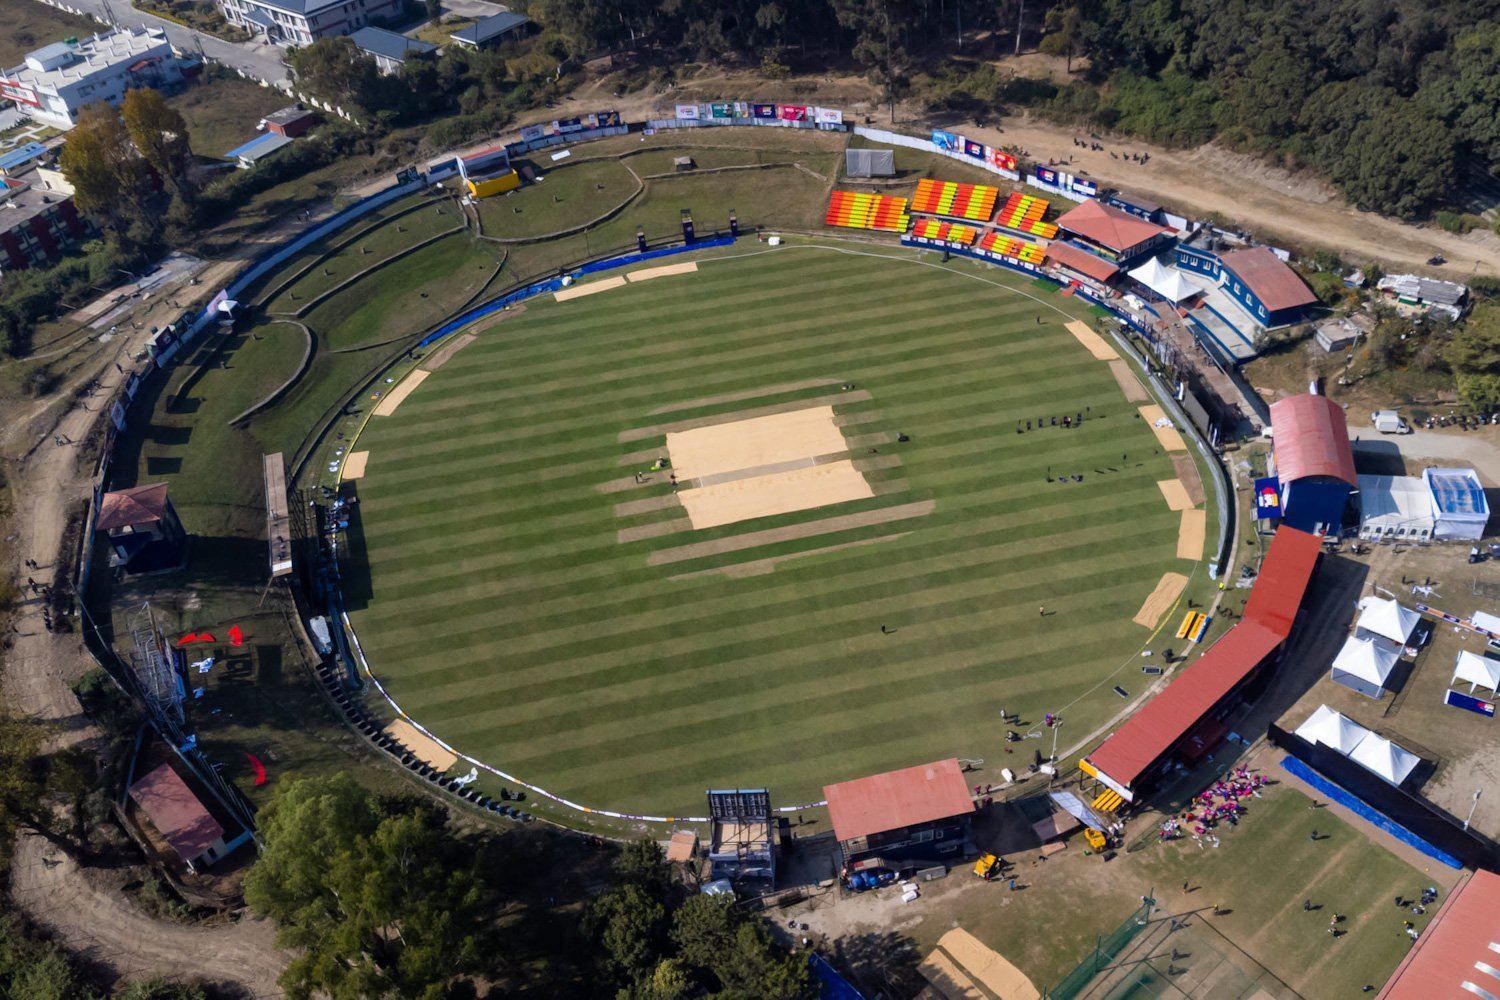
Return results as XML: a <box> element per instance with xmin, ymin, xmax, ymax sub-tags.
<box><xmin>1161</xmin><ymin>765</ymin><xmax>1267</xmax><ymax>841</ymax></box>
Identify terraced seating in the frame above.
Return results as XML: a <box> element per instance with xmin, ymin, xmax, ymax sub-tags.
<box><xmin>911</xmin><ymin>218</ymin><xmax>979</xmax><ymax>245</ymax></box>
<box><xmin>978</xmin><ymin>230</ymin><xmax>1046</xmax><ymax>265</ymax></box>
<box><xmin>910</xmin><ymin>179</ymin><xmax>1000</xmax><ymax>222</ymax></box>
<box><xmin>996</xmin><ymin>192</ymin><xmax>1059</xmax><ymax>239</ymax></box>
<box><xmin>825</xmin><ymin>190</ymin><xmax>912</xmax><ymax>232</ymax></box>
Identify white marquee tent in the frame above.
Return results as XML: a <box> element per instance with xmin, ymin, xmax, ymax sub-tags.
<box><xmin>1451</xmin><ymin>650</ymin><xmax>1500</xmax><ymax>698</ymax></box>
<box><xmin>1355</xmin><ymin>475</ymin><xmax>1436</xmax><ymax>541</ymax></box>
<box><xmin>1354</xmin><ymin>596</ymin><xmax>1421</xmax><ymax>648</ymax></box>
<box><xmin>1330</xmin><ymin>636</ymin><xmax>1402</xmax><ymax>699</ymax></box>
<box><xmin>1294</xmin><ymin>704</ymin><xmax>1372</xmax><ymax>753</ymax></box>
<box><xmin>1128</xmin><ymin>257</ymin><xmax>1197</xmax><ymax>304</ymax></box>
<box><xmin>1348</xmin><ymin>734</ymin><xmax>1421</xmax><ymax>786</ymax></box>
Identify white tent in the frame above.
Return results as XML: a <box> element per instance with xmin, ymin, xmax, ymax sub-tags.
<box><xmin>1128</xmin><ymin>257</ymin><xmax>1197</xmax><ymax>304</ymax></box>
<box><xmin>1329</xmin><ymin>636</ymin><xmax>1402</xmax><ymax>699</ymax></box>
<box><xmin>1355</xmin><ymin>475</ymin><xmax>1436</xmax><ymax>541</ymax></box>
<box><xmin>1424</xmin><ymin>468</ymin><xmax>1490</xmax><ymax>541</ymax></box>
<box><xmin>1348</xmin><ymin>734</ymin><xmax>1421</xmax><ymax>786</ymax></box>
<box><xmin>1473</xmin><ymin>610</ymin><xmax>1500</xmax><ymax>636</ymax></box>
<box><xmin>1294</xmin><ymin>704</ymin><xmax>1372</xmax><ymax>754</ymax></box>
<box><xmin>1451</xmin><ymin>650</ymin><xmax>1500</xmax><ymax>697</ymax></box>
<box><xmin>1354</xmin><ymin>596</ymin><xmax>1421</xmax><ymax>647</ymax></box>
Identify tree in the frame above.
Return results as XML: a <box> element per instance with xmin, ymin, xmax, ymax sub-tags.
<box><xmin>1038</xmin><ymin>5</ymin><xmax>1082</xmax><ymax>72</ymax></box>
<box><xmin>615</xmin><ymin>837</ymin><xmax>670</xmax><ymax>896</ymax></box>
<box><xmin>1446</xmin><ymin>303</ymin><xmax>1500</xmax><ymax>410</ymax></box>
<box><xmin>588</xmin><ymin>884</ymin><xmax>665</xmax><ymax>986</ymax></box>
<box><xmin>833</xmin><ymin>0</ymin><xmax>915</xmax><ymax>120</ymax></box>
<box><xmin>121</xmin><ymin>88</ymin><xmax>193</xmax><ymax>198</ymax></box>
<box><xmin>244</xmin><ymin>773</ymin><xmax>488</xmax><ymax>1000</ymax></box>
<box><xmin>57</xmin><ymin>103</ymin><xmax>150</xmax><ymax>234</ymax></box>
<box><xmin>287</xmin><ymin>38</ymin><xmax>381</xmax><ymax>113</ymax></box>
<box><xmin>670</xmin><ymin>894</ymin><xmax>814</xmax><ymax>999</ymax></box>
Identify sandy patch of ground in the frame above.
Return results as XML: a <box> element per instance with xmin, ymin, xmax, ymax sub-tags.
<box><xmin>1134</xmin><ymin>572</ymin><xmax>1189</xmax><ymax>628</ymax></box>
<box><xmin>1108</xmin><ymin>359</ymin><xmax>1149</xmax><ymax>402</ymax></box>
<box><xmin>1156</xmin><ymin>479</ymin><xmax>1193</xmax><ymax>511</ymax></box>
<box><xmin>1178</xmin><ymin>509</ymin><xmax>1207</xmax><ymax>561</ymax></box>
<box><xmin>1172</xmin><ymin>452</ymin><xmax>1206</xmax><ymax>504</ymax></box>
<box><xmin>649</xmin><ymin>378</ymin><xmax>843</xmax><ymax>416</ymax></box>
<box><xmin>1138</xmin><ymin>405</ymin><xmax>1188</xmax><ymax>452</ymax></box>
<box><xmin>647</xmin><ymin>500</ymin><xmax>935</xmax><ymax>566</ymax></box>
<box><xmin>626</xmin><ymin>261</ymin><xmax>698</xmax><ymax>282</ymax></box>
<box><xmin>1065</xmin><ymin>320</ymin><xmax>1118</xmax><ymax>361</ymax></box>
<box><xmin>668</xmin><ymin>532</ymin><xmax>911</xmax><ymax>580</ymax></box>
<box><xmin>937</xmin><ymin>928</ymin><xmax>1041</xmax><ymax>1000</ymax></box>
<box><xmin>919</xmin><ymin>950</ymin><xmax>985</xmax><ymax>1000</ymax></box>
<box><xmin>372</xmin><ymin>369</ymin><xmax>429</xmax><ymax>416</ymax></box>
<box><xmin>554</xmin><ymin>275</ymin><xmax>627</xmax><ymax>301</ymax></box>
<box><xmin>420</xmin><ymin>332</ymin><xmax>476</xmax><ymax>371</ymax></box>
<box><xmin>678</xmin><ymin>459</ymin><xmax>874</xmax><ymax>529</ymax></box>
<box><xmin>385</xmin><ymin>718</ymin><xmax>457</xmax><ymax>771</ymax></box>
<box><xmin>342</xmin><ymin>450</ymin><xmax>369</xmax><ymax>479</ymax></box>
<box><xmin>622</xmin><ymin>392</ymin><xmax>872</xmax><ymax>443</ymax></box>
<box><xmin>666</xmin><ymin>406</ymin><xmax>851</xmax><ymax>480</ymax></box>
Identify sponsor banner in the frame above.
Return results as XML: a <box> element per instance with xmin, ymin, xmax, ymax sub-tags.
<box><xmin>710</xmin><ymin>102</ymin><xmax>733</xmax><ymax>119</ymax></box>
<box><xmin>1446</xmin><ymin>689</ymin><xmax>1496</xmax><ymax>717</ymax></box>
<box><xmin>0</xmin><ymin>79</ymin><xmax>40</xmax><ymax>106</ymax></box>
<box><xmin>555</xmin><ymin>116</ymin><xmax>584</xmax><ymax>133</ymax></box>
<box><xmin>815</xmin><ymin>106</ymin><xmax>843</xmax><ymax>125</ymax></box>
<box><xmin>1253</xmin><ymin>476</ymin><xmax>1282</xmax><ymax>518</ymax></box>
<box><xmin>931</xmin><ymin>129</ymin><xmax>959</xmax><ymax>152</ymax></box>
<box><xmin>675</xmin><ymin>103</ymin><xmax>700</xmax><ymax>120</ymax></box>
<box><xmin>594</xmin><ymin>110</ymin><xmax>620</xmax><ymax>127</ymax></box>
<box><xmin>1033</xmin><ymin>164</ymin><xmax>1099</xmax><ymax>199</ymax></box>
<box><xmin>110</xmin><ymin>400</ymin><xmax>127</xmax><ymax>432</ymax></box>
<box><xmin>963</xmin><ymin>138</ymin><xmax>986</xmax><ymax>159</ymax></box>
<box><xmin>988</xmin><ymin>148</ymin><xmax>1017</xmax><ymax>172</ymax></box>
<box><xmin>779</xmin><ymin>104</ymin><xmax>807</xmax><ymax>121</ymax></box>
<box><xmin>752</xmin><ymin>103</ymin><xmax>777</xmax><ymax>119</ymax></box>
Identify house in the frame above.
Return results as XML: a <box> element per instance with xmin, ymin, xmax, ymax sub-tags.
<box><xmin>1104</xmin><ymin>190</ymin><xmax>1165</xmax><ymax>224</ymax></box>
<box><xmin>449</xmin><ymin>10</ymin><xmax>533</xmax><ymax>50</ymax></box>
<box><xmin>1375</xmin><ymin>274</ymin><xmax>1468</xmax><ymax>321</ymax></box>
<box><xmin>824</xmin><ymin>758</ymin><xmax>974</xmax><ymax>874</ymax></box>
<box><xmin>1314</xmin><ymin>317</ymin><xmax>1361</xmax><ymax>352</ymax></box>
<box><xmin>217</xmin><ymin>0</ymin><xmax>404</xmax><ymax>47</ymax></box>
<box><xmin>1</xmin><ymin>30</ymin><xmax>182</xmax><ymax>129</ymax></box>
<box><xmin>96</xmin><ymin>483</ymin><xmax>187</xmax><ymax>573</ymax></box>
<box><xmin>128</xmin><ymin>763</ymin><xmax>250</xmax><ymax>871</ymax></box>
<box><xmin>0</xmin><ymin>173</ymin><xmax>88</xmax><ymax>273</ymax></box>
<box><xmin>225</xmin><ymin>132</ymin><xmax>294</xmax><ymax>169</ymax></box>
<box><xmin>1176</xmin><ymin>242</ymin><xmax>1318</xmax><ymax>329</ymax></box>
<box><xmin>1268</xmin><ymin>394</ymin><xmax>1357</xmax><ymax>535</ymax></box>
<box><xmin>1053</xmin><ymin>198</ymin><xmax>1175</xmax><ymax>265</ymax></box>
<box><xmin>261</xmin><ymin>104</ymin><xmax>318</xmax><ymax>137</ymax></box>
<box><xmin>349</xmin><ymin>26</ymin><xmax>436</xmax><ymax>75</ymax></box>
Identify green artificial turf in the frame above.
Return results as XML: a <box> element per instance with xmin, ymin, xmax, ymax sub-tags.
<box><xmin>344</xmin><ymin>244</ymin><xmax>1208</xmax><ymax>816</ymax></box>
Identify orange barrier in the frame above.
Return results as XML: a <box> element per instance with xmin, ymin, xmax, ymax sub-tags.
<box><xmin>911</xmin><ymin>179</ymin><xmax>1000</xmax><ymax>222</ymax></box>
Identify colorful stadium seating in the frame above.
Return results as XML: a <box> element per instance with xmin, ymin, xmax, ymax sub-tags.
<box><xmin>910</xmin><ymin>219</ymin><xmax>978</xmax><ymax>245</ymax></box>
<box><xmin>910</xmin><ymin>179</ymin><xmax>1000</xmax><ymax>222</ymax></box>
<box><xmin>978</xmin><ymin>231</ymin><xmax>1046</xmax><ymax>265</ymax></box>
<box><xmin>995</xmin><ymin>192</ymin><xmax>1059</xmax><ymax>239</ymax></box>
<box><xmin>825</xmin><ymin>190</ymin><xmax>912</xmax><ymax>232</ymax></box>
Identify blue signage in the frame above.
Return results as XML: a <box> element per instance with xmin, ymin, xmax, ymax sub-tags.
<box><xmin>1253</xmin><ymin>476</ymin><xmax>1282</xmax><ymax>518</ymax></box>
<box><xmin>1445</xmin><ymin>689</ymin><xmax>1496</xmax><ymax>717</ymax></box>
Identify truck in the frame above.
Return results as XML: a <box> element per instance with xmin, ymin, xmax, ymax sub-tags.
<box><xmin>1372</xmin><ymin>410</ymin><xmax>1411</xmax><ymax>434</ymax></box>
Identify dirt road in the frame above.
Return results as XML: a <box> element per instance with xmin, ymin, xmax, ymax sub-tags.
<box><xmin>9</xmin><ymin>833</ymin><xmax>286</xmax><ymax>997</ymax></box>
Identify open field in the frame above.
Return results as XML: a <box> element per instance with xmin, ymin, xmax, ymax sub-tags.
<box><xmin>0</xmin><ymin>0</ymin><xmax>103</xmax><ymax>65</ymax></box>
<box><xmin>342</xmin><ymin>243</ymin><xmax>1210</xmax><ymax>817</ymax></box>
<box><xmin>168</xmin><ymin>72</ymin><xmax>289</xmax><ymax>159</ymax></box>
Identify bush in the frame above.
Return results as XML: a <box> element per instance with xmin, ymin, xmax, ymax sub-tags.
<box><xmin>1436</xmin><ymin>210</ymin><xmax>1471</xmax><ymax>234</ymax></box>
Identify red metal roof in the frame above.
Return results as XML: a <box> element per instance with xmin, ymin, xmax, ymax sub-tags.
<box><xmin>1054</xmin><ymin>199</ymin><xmax>1170</xmax><ymax>254</ymax></box>
<box><xmin>824</xmin><ymin>758</ymin><xmax>974</xmax><ymax>843</ymax></box>
<box><xmin>1085</xmin><ymin>527</ymin><xmax>1323</xmax><ymax>790</ymax></box>
<box><xmin>96</xmin><ymin>483</ymin><xmax>171</xmax><ymax>531</ymax></box>
<box><xmin>1378</xmin><ymin>869</ymin><xmax>1500</xmax><ymax>1000</ymax></box>
<box><xmin>1220</xmin><ymin>247</ymin><xmax>1318</xmax><ymax>313</ymax></box>
<box><xmin>129</xmin><ymin>763</ymin><xmax>225</xmax><ymax>862</ymax></box>
<box><xmin>1270</xmin><ymin>394</ymin><xmax>1358</xmax><ymax>487</ymax></box>
<box><xmin>1045</xmin><ymin>242</ymin><xmax>1121</xmax><ymax>283</ymax></box>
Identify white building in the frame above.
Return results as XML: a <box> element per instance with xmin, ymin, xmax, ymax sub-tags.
<box><xmin>1</xmin><ymin>30</ymin><xmax>182</xmax><ymax>129</ymax></box>
<box><xmin>1423</xmin><ymin>467</ymin><xmax>1490</xmax><ymax>541</ymax></box>
<box><xmin>217</xmin><ymin>0</ymin><xmax>404</xmax><ymax>47</ymax></box>
<box><xmin>1355</xmin><ymin>475</ymin><xmax>1435</xmax><ymax>542</ymax></box>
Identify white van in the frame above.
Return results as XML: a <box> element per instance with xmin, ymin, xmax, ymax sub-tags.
<box><xmin>1371</xmin><ymin>410</ymin><xmax>1411</xmax><ymax>434</ymax></box>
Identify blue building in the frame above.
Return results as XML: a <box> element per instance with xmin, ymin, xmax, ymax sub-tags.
<box><xmin>1104</xmin><ymin>190</ymin><xmax>1165</xmax><ymax>224</ymax></box>
<box><xmin>1269</xmin><ymin>394</ymin><xmax>1357</xmax><ymax>535</ymax></box>
<box><xmin>1176</xmin><ymin>244</ymin><xmax>1318</xmax><ymax>329</ymax></box>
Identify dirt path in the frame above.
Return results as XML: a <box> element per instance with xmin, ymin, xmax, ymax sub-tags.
<box><xmin>9</xmin><ymin>833</ymin><xmax>286</xmax><ymax>997</ymax></box>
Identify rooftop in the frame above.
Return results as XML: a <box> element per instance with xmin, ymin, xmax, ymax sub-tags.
<box><xmin>451</xmin><ymin>10</ymin><xmax>531</xmax><ymax>45</ymax></box>
<box><xmin>1054</xmin><ymin>199</ymin><xmax>1172</xmax><ymax>253</ymax></box>
<box><xmin>128</xmin><ymin>763</ymin><xmax>226</xmax><ymax>861</ymax></box>
<box><xmin>0</xmin><ymin>142</ymin><xmax>50</xmax><ymax>174</ymax></box>
<box><xmin>823</xmin><ymin>758</ymin><xmax>973</xmax><ymax>843</ymax></box>
<box><xmin>225</xmin><ymin>132</ymin><xmax>294</xmax><ymax>162</ymax></box>
<box><xmin>1378</xmin><ymin>868</ymin><xmax>1500</xmax><ymax>999</ymax></box>
<box><xmin>263</xmin><ymin>104</ymin><xmax>317</xmax><ymax>126</ymax></box>
<box><xmin>96</xmin><ymin>483</ymin><xmax>171</xmax><ymax>530</ymax></box>
<box><xmin>1424</xmin><ymin>468</ymin><xmax>1489</xmax><ymax>518</ymax></box>
<box><xmin>349</xmin><ymin>26</ymin><xmax>437</xmax><ymax>61</ymax></box>
<box><xmin>0</xmin><ymin>176</ymin><xmax>71</xmax><ymax>232</ymax></box>
<box><xmin>1377</xmin><ymin>273</ymin><xmax>1467</xmax><ymax>306</ymax></box>
<box><xmin>1044</xmin><ymin>242</ymin><xmax>1121</xmax><ymax>283</ymax></box>
<box><xmin>1270</xmin><ymin>394</ymin><xmax>1358</xmax><ymax>487</ymax></box>
<box><xmin>1220</xmin><ymin>246</ymin><xmax>1318</xmax><ymax>313</ymax></box>
<box><xmin>4</xmin><ymin>29</ymin><xmax>173</xmax><ymax>91</ymax></box>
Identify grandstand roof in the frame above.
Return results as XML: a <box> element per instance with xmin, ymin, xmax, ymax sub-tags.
<box><xmin>1220</xmin><ymin>247</ymin><xmax>1318</xmax><ymax>313</ymax></box>
<box><xmin>129</xmin><ymin>763</ymin><xmax>225</xmax><ymax>862</ymax></box>
<box><xmin>1054</xmin><ymin>199</ymin><xmax>1170</xmax><ymax>254</ymax></box>
<box><xmin>1045</xmin><ymin>242</ymin><xmax>1120</xmax><ymax>283</ymax></box>
<box><xmin>1085</xmin><ymin>527</ymin><xmax>1322</xmax><ymax>790</ymax></box>
<box><xmin>1377</xmin><ymin>869</ymin><xmax>1500</xmax><ymax>1000</ymax></box>
<box><xmin>824</xmin><ymin>758</ymin><xmax>973</xmax><ymax>843</ymax></box>
<box><xmin>1270</xmin><ymin>394</ymin><xmax>1357</xmax><ymax>487</ymax></box>
<box><xmin>97</xmin><ymin>483</ymin><xmax>171</xmax><ymax>531</ymax></box>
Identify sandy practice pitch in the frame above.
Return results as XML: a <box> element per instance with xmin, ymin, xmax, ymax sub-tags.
<box><xmin>385</xmin><ymin>718</ymin><xmax>456</xmax><ymax>771</ymax></box>
<box><xmin>677</xmin><ymin>459</ymin><xmax>874</xmax><ymax>529</ymax></box>
<box><xmin>373</xmin><ymin>369</ymin><xmax>429</xmax><ymax>416</ymax></box>
<box><xmin>1065</xmin><ymin>320</ymin><xmax>1119</xmax><ymax>361</ymax></box>
<box><xmin>1138</xmin><ymin>404</ymin><xmax>1189</xmax><ymax>452</ymax></box>
<box><xmin>937</xmin><ymin>929</ymin><xmax>1041</xmax><ymax>1000</ymax></box>
<box><xmin>342</xmin><ymin>451</ymin><xmax>370</xmax><ymax>479</ymax></box>
<box><xmin>1157</xmin><ymin>478</ymin><xmax>1194</xmax><ymax>511</ymax></box>
<box><xmin>1134</xmin><ymin>572</ymin><xmax>1190</xmax><ymax>628</ymax></box>
<box><xmin>420</xmin><ymin>332</ymin><xmax>476</xmax><ymax>372</ymax></box>
<box><xmin>1172</xmin><ymin>452</ymin><xmax>1206</xmax><ymax>505</ymax></box>
<box><xmin>627</xmin><ymin>261</ymin><xmax>698</xmax><ymax>282</ymax></box>
<box><xmin>1108</xmin><ymin>359</ymin><xmax>1150</xmax><ymax>402</ymax></box>
<box><xmin>919</xmin><ymin>950</ymin><xmax>985</xmax><ymax>1000</ymax></box>
<box><xmin>666</xmin><ymin>406</ymin><xmax>851</xmax><ymax>480</ymax></box>
<box><xmin>554</xmin><ymin>275</ymin><xmax>627</xmax><ymax>301</ymax></box>
<box><xmin>1178</xmin><ymin>508</ymin><xmax>1207</xmax><ymax>560</ymax></box>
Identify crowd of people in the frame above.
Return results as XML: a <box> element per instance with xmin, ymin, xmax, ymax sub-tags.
<box><xmin>1161</xmin><ymin>765</ymin><xmax>1267</xmax><ymax>844</ymax></box>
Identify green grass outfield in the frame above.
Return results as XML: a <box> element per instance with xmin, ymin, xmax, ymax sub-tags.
<box><xmin>345</xmin><ymin>243</ymin><xmax>1210</xmax><ymax>816</ymax></box>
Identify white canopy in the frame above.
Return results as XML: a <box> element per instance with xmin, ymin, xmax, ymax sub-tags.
<box><xmin>1333</xmin><ymin>636</ymin><xmax>1401</xmax><ymax>683</ymax></box>
<box><xmin>1348</xmin><ymin>734</ymin><xmax>1420</xmax><ymax>785</ymax></box>
<box><xmin>1452</xmin><ymin>650</ymin><xmax>1500</xmax><ymax>697</ymax></box>
<box><xmin>1294</xmin><ymin>704</ymin><xmax>1372</xmax><ymax>754</ymax></box>
<box><xmin>1472</xmin><ymin>610</ymin><xmax>1500</xmax><ymax>636</ymax></box>
<box><xmin>1128</xmin><ymin>257</ymin><xmax>1197</xmax><ymax>304</ymax></box>
<box><xmin>1355</xmin><ymin>596</ymin><xmax>1421</xmax><ymax>647</ymax></box>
